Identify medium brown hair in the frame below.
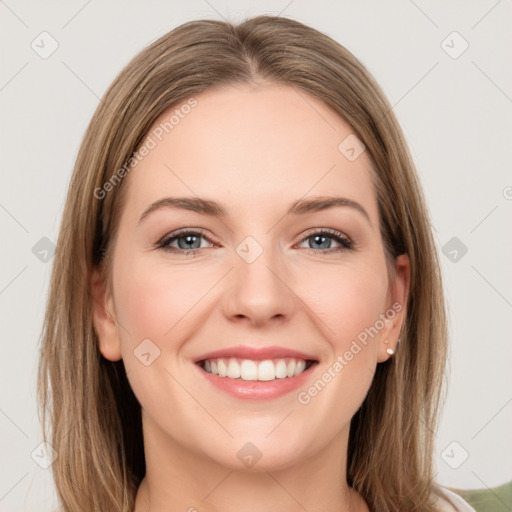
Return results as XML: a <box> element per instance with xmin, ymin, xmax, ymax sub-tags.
<box><xmin>38</xmin><ymin>15</ymin><xmax>449</xmax><ymax>511</ymax></box>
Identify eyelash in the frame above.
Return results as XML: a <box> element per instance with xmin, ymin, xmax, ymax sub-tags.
<box><xmin>156</xmin><ymin>228</ymin><xmax>354</xmax><ymax>256</ymax></box>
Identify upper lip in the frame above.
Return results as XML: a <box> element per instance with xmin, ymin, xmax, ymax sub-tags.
<box><xmin>193</xmin><ymin>345</ymin><xmax>319</xmax><ymax>364</ymax></box>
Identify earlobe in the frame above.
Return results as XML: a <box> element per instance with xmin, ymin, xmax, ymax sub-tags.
<box><xmin>90</xmin><ymin>268</ymin><xmax>123</xmax><ymax>361</ymax></box>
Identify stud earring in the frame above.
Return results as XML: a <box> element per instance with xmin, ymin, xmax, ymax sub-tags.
<box><xmin>386</xmin><ymin>347</ymin><xmax>394</xmax><ymax>356</ymax></box>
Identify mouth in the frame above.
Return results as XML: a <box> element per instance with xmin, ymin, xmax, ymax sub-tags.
<box><xmin>197</xmin><ymin>357</ymin><xmax>317</xmax><ymax>381</ymax></box>
<box><xmin>193</xmin><ymin>345</ymin><xmax>320</xmax><ymax>400</ymax></box>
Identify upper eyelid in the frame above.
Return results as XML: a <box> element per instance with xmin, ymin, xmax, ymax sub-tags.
<box><xmin>160</xmin><ymin>227</ymin><xmax>214</xmax><ymax>244</ymax></box>
<box><xmin>299</xmin><ymin>227</ymin><xmax>351</xmax><ymax>239</ymax></box>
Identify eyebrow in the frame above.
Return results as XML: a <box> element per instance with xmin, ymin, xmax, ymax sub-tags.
<box><xmin>138</xmin><ymin>195</ymin><xmax>372</xmax><ymax>226</ymax></box>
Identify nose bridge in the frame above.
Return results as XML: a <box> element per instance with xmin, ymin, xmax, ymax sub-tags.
<box><xmin>224</xmin><ymin>233</ymin><xmax>295</xmax><ymax>324</ymax></box>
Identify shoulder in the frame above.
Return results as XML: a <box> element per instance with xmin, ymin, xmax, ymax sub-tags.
<box><xmin>432</xmin><ymin>485</ymin><xmax>477</xmax><ymax>512</ymax></box>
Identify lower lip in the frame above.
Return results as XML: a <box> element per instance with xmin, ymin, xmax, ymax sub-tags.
<box><xmin>194</xmin><ymin>362</ymin><xmax>318</xmax><ymax>400</ymax></box>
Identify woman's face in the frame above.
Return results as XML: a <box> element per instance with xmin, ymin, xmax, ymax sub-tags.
<box><xmin>92</xmin><ymin>83</ymin><xmax>409</xmax><ymax>471</ymax></box>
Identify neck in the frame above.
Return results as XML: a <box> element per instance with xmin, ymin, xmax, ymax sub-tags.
<box><xmin>134</xmin><ymin>412</ymin><xmax>369</xmax><ymax>512</ymax></box>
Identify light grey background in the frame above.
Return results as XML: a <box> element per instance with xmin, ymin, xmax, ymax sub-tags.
<box><xmin>1</xmin><ymin>1</ymin><xmax>511</xmax><ymax>511</ymax></box>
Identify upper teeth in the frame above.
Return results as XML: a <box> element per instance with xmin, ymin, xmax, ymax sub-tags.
<box><xmin>202</xmin><ymin>358</ymin><xmax>309</xmax><ymax>381</ymax></box>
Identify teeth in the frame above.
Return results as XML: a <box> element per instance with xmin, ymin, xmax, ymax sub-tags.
<box><xmin>200</xmin><ymin>357</ymin><xmax>313</xmax><ymax>381</ymax></box>
<box><xmin>227</xmin><ymin>358</ymin><xmax>241</xmax><ymax>378</ymax></box>
<box><xmin>258</xmin><ymin>360</ymin><xmax>275</xmax><ymax>381</ymax></box>
<box><xmin>218</xmin><ymin>359</ymin><xmax>227</xmax><ymax>377</ymax></box>
<box><xmin>240</xmin><ymin>359</ymin><xmax>258</xmax><ymax>380</ymax></box>
<box><xmin>286</xmin><ymin>359</ymin><xmax>296</xmax><ymax>377</ymax></box>
<box><xmin>275</xmin><ymin>359</ymin><xmax>287</xmax><ymax>378</ymax></box>
<box><xmin>295</xmin><ymin>360</ymin><xmax>306</xmax><ymax>374</ymax></box>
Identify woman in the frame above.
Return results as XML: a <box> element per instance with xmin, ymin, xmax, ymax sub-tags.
<box><xmin>37</xmin><ymin>15</ymin><xmax>476</xmax><ymax>512</ymax></box>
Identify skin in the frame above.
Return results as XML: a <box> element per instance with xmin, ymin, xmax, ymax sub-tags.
<box><xmin>91</xmin><ymin>82</ymin><xmax>410</xmax><ymax>512</ymax></box>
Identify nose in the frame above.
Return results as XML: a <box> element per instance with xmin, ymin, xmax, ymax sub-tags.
<box><xmin>222</xmin><ymin>241</ymin><xmax>296</xmax><ymax>328</ymax></box>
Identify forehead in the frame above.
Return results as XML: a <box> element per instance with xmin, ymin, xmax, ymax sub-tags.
<box><xmin>121</xmin><ymin>83</ymin><xmax>378</xmax><ymax>224</ymax></box>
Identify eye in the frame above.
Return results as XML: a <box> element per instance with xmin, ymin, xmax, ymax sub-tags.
<box><xmin>297</xmin><ymin>229</ymin><xmax>353</xmax><ymax>253</ymax></box>
<box><xmin>156</xmin><ymin>227</ymin><xmax>354</xmax><ymax>256</ymax></box>
<box><xmin>157</xmin><ymin>229</ymin><xmax>214</xmax><ymax>254</ymax></box>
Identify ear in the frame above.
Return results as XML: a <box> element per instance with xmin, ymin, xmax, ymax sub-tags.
<box><xmin>90</xmin><ymin>268</ymin><xmax>122</xmax><ymax>361</ymax></box>
<box><xmin>377</xmin><ymin>253</ymin><xmax>410</xmax><ymax>363</ymax></box>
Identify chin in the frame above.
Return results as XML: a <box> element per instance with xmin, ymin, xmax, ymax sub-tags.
<box><xmin>200</xmin><ymin>431</ymin><xmax>314</xmax><ymax>473</ymax></box>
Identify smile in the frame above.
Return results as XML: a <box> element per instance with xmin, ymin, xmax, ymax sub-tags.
<box><xmin>198</xmin><ymin>357</ymin><xmax>315</xmax><ymax>381</ymax></box>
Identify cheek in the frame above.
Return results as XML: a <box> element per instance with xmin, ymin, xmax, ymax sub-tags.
<box><xmin>111</xmin><ymin>255</ymin><xmax>208</xmax><ymax>414</ymax></box>
<box><xmin>113</xmin><ymin>254</ymin><xmax>214</xmax><ymax>345</ymax></box>
<box><xmin>290</xmin><ymin>262</ymin><xmax>389</xmax><ymax>448</ymax></box>
<box><xmin>299</xmin><ymin>260</ymin><xmax>389</xmax><ymax>349</ymax></box>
